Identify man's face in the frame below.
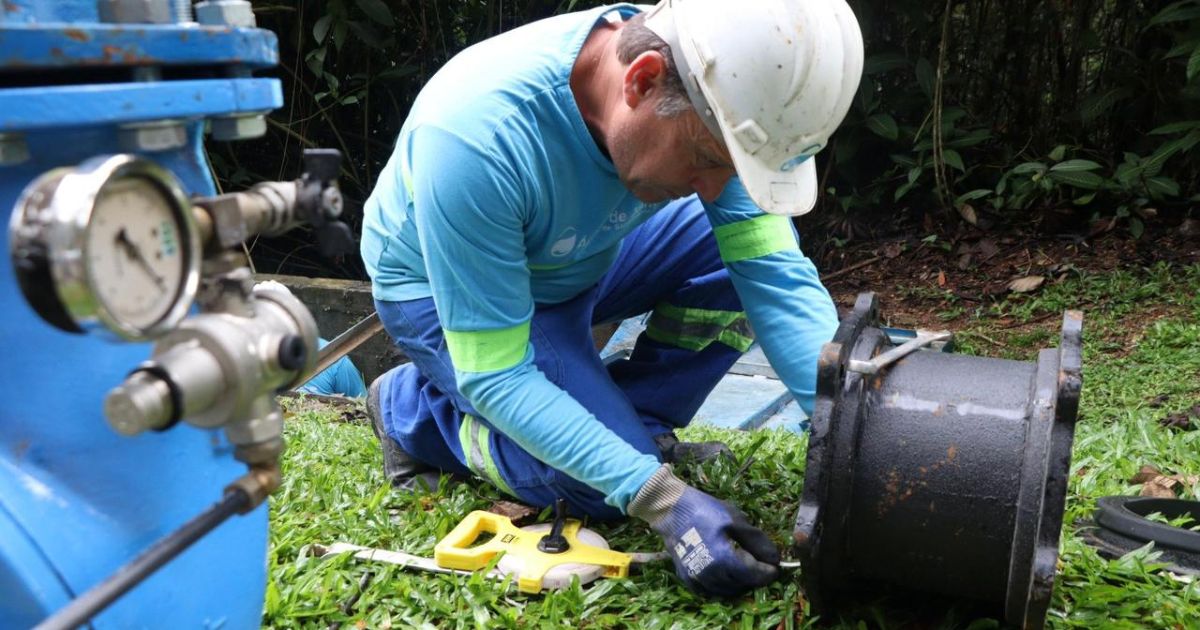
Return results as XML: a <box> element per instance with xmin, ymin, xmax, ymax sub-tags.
<box><xmin>609</xmin><ymin>92</ymin><xmax>737</xmax><ymax>204</ymax></box>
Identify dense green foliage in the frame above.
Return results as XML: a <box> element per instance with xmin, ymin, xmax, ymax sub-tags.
<box><xmin>228</xmin><ymin>1</ymin><xmax>1200</xmax><ymax>277</ymax></box>
<box><xmin>829</xmin><ymin>0</ymin><xmax>1200</xmax><ymax>240</ymax></box>
<box><xmin>266</xmin><ymin>263</ymin><xmax>1200</xmax><ymax>628</ymax></box>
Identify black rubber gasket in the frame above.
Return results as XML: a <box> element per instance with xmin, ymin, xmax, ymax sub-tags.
<box><xmin>130</xmin><ymin>365</ymin><xmax>184</xmax><ymax>432</ymax></box>
<box><xmin>1094</xmin><ymin>496</ymin><xmax>1200</xmax><ymax>553</ymax></box>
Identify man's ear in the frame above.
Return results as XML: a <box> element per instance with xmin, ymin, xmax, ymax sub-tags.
<box><xmin>622</xmin><ymin>50</ymin><xmax>668</xmax><ymax>108</ymax></box>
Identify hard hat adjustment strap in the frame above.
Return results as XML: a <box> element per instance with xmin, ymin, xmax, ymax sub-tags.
<box><xmin>642</xmin><ymin>2</ymin><xmax>725</xmax><ymax>145</ymax></box>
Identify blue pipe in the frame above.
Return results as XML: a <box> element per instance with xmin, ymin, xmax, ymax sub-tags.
<box><xmin>0</xmin><ymin>2</ymin><xmax>282</xmax><ymax>627</ymax></box>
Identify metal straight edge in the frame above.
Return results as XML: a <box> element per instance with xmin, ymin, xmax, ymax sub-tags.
<box><xmin>315</xmin><ymin>542</ymin><xmax>493</xmax><ymax>579</ymax></box>
<box><xmin>300</xmin><ymin>311</ymin><xmax>384</xmax><ymax>385</ymax></box>
<box><xmin>846</xmin><ymin>329</ymin><xmax>953</xmax><ymax>375</ymax></box>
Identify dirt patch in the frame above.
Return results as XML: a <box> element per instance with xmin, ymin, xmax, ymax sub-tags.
<box><xmin>279</xmin><ymin>391</ymin><xmax>367</xmax><ymax>423</ymax></box>
<box><xmin>818</xmin><ymin>222</ymin><xmax>1199</xmax><ymax>330</ymax></box>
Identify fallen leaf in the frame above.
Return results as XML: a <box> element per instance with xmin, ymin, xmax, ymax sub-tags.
<box><xmin>975</xmin><ymin>238</ymin><xmax>1000</xmax><ymax>260</ymax></box>
<box><xmin>958</xmin><ymin>203</ymin><xmax>979</xmax><ymax>226</ymax></box>
<box><xmin>1129</xmin><ymin>465</ymin><xmax>1200</xmax><ymax>497</ymax></box>
<box><xmin>937</xmin><ymin>270</ymin><xmax>947</xmax><ymax>287</ymax></box>
<box><xmin>1181</xmin><ymin>218</ymin><xmax>1200</xmax><ymax>238</ymax></box>
<box><xmin>957</xmin><ymin>253</ymin><xmax>973</xmax><ymax>270</ymax></box>
<box><xmin>1130</xmin><ymin>465</ymin><xmax>1162</xmax><ymax>484</ymax></box>
<box><xmin>487</xmin><ymin>500</ymin><xmax>538</xmax><ymax>525</ymax></box>
<box><xmin>1160</xmin><ymin>413</ymin><xmax>1194</xmax><ymax>431</ymax></box>
<box><xmin>1008</xmin><ymin>275</ymin><xmax>1045</xmax><ymax>293</ymax></box>
<box><xmin>1141</xmin><ymin>476</ymin><xmax>1179</xmax><ymax>498</ymax></box>
<box><xmin>1089</xmin><ymin>217</ymin><xmax>1117</xmax><ymax>237</ymax></box>
<box><xmin>1159</xmin><ymin>404</ymin><xmax>1200</xmax><ymax>431</ymax></box>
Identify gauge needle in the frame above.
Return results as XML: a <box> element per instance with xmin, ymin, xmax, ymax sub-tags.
<box><xmin>115</xmin><ymin>228</ymin><xmax>167</xmax><ymax>290</ymax></box>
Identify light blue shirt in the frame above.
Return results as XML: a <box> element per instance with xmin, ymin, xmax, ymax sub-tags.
<box><xmin>362</xmin><ymin>4</ymin><xmax>837</xmax><ymax>511</ymax></box>
<box><xmin>298</xmin><ymin>338</ymin><xmax>367</xmax><ymax>398</ymax></box>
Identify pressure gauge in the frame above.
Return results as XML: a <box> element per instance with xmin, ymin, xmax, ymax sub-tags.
<box><xmin>9</xmin><ymin>154</ymin><xmax>200</xmax><ymax>341</ymax></box>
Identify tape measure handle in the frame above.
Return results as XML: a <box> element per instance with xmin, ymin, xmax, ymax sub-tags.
<box><xmin>434</xmin><ymin>510</ymin><xmax>507</xmax><ymax>570</ymax></box>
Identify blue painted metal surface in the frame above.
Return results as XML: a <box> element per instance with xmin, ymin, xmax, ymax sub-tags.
<box><xmin>1</xmin><ymin>0</ymin><xmax>95</xmax><ymax>24</ymax></box>
<box><xmin>0</xmin><ymin>79</ymin><xmax>282</xmax><ymax>131</ymax></box>
<box><xmin>0</xmin><ymin>25</ymin><xmax>278</xmax><ymax>69</ymax></box>
<box><xmin>0</xmin><ymin>2</ymin><xmax>281</xmax><ymax>627</ymax></box>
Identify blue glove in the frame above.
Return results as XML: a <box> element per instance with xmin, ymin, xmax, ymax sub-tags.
<box><xmin>627</xmin><ymin>465</ymin><xmax>780</xmax><ymax>597</ymax></box>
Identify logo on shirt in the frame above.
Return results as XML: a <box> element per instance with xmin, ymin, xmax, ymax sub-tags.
<box><xmin>601</xmin><ymin>201</ymin><xmax>664</xmax><ymax>232</ymax></box>
<box><xmin>550</xmin><ymin>228</ymin><xmax>577</xmax><ymax>257</ymax></box>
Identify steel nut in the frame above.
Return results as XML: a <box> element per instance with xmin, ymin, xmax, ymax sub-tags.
<box><xmin>210</xmin><ymin>115</ymin><xmax>267</xmax><ymax>141</ymax></box>
<box><xmin>119</xmin><ymin>122</ymin><xmax>187</xmax><ymax>153</ymax></box>
<box><xmin>98</xmin><ymin>0</ymin><xmax>172</xmax><ymax>24</ymax></box>
<box><xmin>195</xmin><ymin>0</ymin><xmax>256</xmax><ymax>28</ymax></box>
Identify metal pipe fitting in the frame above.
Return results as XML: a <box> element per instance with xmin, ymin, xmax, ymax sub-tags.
<box><xmin>192</xmin><ymin>181</ymin><xmax>306</xmax><ymax>251</ymax></box>
<box><xmin>794</xmin><ymin>292</ymin><xmax>1083</xmax><ymax>630</ymax></box>
<box><xmin>104</xmin><ymin>283</ymin><xmax>318</xmax><ymax>462</ymax></box>
<box><xmin>225</xmin><ymin>463</ymin><xmax>282</xmax><ymax>513</ymax></box>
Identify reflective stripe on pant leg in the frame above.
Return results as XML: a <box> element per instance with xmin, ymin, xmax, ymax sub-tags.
<box><xmin>458</xmin><ymin>414</ymin><xmax>517</xmax><ymax>498</ymax></box>
<box><xmin>643</xmin><ymin>302</ymin><xmax>755</xmax><ymax>353</ymax></box>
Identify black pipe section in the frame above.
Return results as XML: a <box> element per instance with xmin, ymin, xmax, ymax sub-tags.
<box><xmin>34</xmin><ymin>488</ymin><xmax>251</xmax><ymax>630</ymax></box>
<box><xmin>794</xmin><ymin>292</ymin><xmax>1083</xmax><ymax>630</ymax></box>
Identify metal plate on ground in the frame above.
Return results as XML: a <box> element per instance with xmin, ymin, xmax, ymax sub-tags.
<box><xmin>598</xmin><ymin>318</ymin><xmax>808</xmax><ymax>432</ymax></box>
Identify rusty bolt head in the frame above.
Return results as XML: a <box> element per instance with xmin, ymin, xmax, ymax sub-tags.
<box><xmin>118</xmin><ymin>122</ymin><xmax>188</xmax><ymax>153</ymax></box>
<box><xmin>195</xmin><ymin>0</ymin><xmax>256</xmax><ymax>28</ymax></box>
<box><xmin>209</xmin><ymin>114</ymin><xmax>267</xmax><ymax>141</ymax></box>
<box><xmin>0</xmin><ymin>133</ymin><xmax>30</xmax><ymax>165</ymax></box>
<box><xmin>98</xmin><ymin>0</ymin><xmax>173</xmax><ymax>24</ymax></box>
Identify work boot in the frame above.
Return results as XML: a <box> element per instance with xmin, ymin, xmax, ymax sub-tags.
<box><xmin>367</xmin><ymin>375</ymin><xmax>438</xmax><ymax>492</ymax></box>
<box><xmin>653</xmin><ymin>431</ymin><xmax>734</xmax><ymax>464</ymax></box>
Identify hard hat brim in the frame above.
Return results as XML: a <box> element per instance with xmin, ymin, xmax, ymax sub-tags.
<box><xmin>726</xmin><ymin>144</ymin><xmax>819</xmax><ymax>217</ymax></box>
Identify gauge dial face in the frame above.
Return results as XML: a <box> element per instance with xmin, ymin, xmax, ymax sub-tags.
<box><xmin>83</xmin><ymin>177</ymin><xmax>188</xmax><ymax>333</ymax></box>
<box><xmin>10</xmin><ymin>155</ymin><xmax>199</xmax><ymax>340</ymax></box>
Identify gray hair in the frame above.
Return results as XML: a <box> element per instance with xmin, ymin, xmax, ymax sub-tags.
<box><xmin>615</xmin><ymin>13</ymin><xmax>693</xmax><ymax>118</ymax></box>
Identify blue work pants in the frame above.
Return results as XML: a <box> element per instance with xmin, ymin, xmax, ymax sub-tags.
<box><xmin>374</xmin><ymin>198</ymin><xmax>744</xmax><ymax>519</ymax></box>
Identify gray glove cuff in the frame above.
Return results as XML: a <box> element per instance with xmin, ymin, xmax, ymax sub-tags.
<box><xmin>626</xmin><ymin>464</ymin><xmax>688</xmax><ymax>526</ymax></box>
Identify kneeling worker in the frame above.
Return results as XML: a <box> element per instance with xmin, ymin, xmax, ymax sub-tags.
<box><xmin>360</xmin><ymin>0</ymin><xmax>864</xmax><ymax>597</ymax></box>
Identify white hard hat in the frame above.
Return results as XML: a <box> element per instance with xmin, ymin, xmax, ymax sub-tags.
<box><xmin>644</xmin><ymin>0</ymin><xmax>864</xmax><ymax>215</ymax></box>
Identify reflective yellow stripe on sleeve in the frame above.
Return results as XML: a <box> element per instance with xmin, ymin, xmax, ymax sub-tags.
<box><xmin>713</xmin><ymin>214</ymin><xmax>799</xmax><ymax>263</ymax></box>
<box><xmin>458</xmin><ymin>414</ymin><xmax>517</xmax><ymax>497</ymax></box>
<box><xmin>443</xmin><ymin>322</ymin><xmax>530</xmax><ymax>373</ymax></box>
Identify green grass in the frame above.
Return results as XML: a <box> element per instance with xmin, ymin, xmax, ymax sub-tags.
<box><xmin>265</xmin><ymin>264</ymin><xmax>1200</xmax><ymax>629</ymax></box>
